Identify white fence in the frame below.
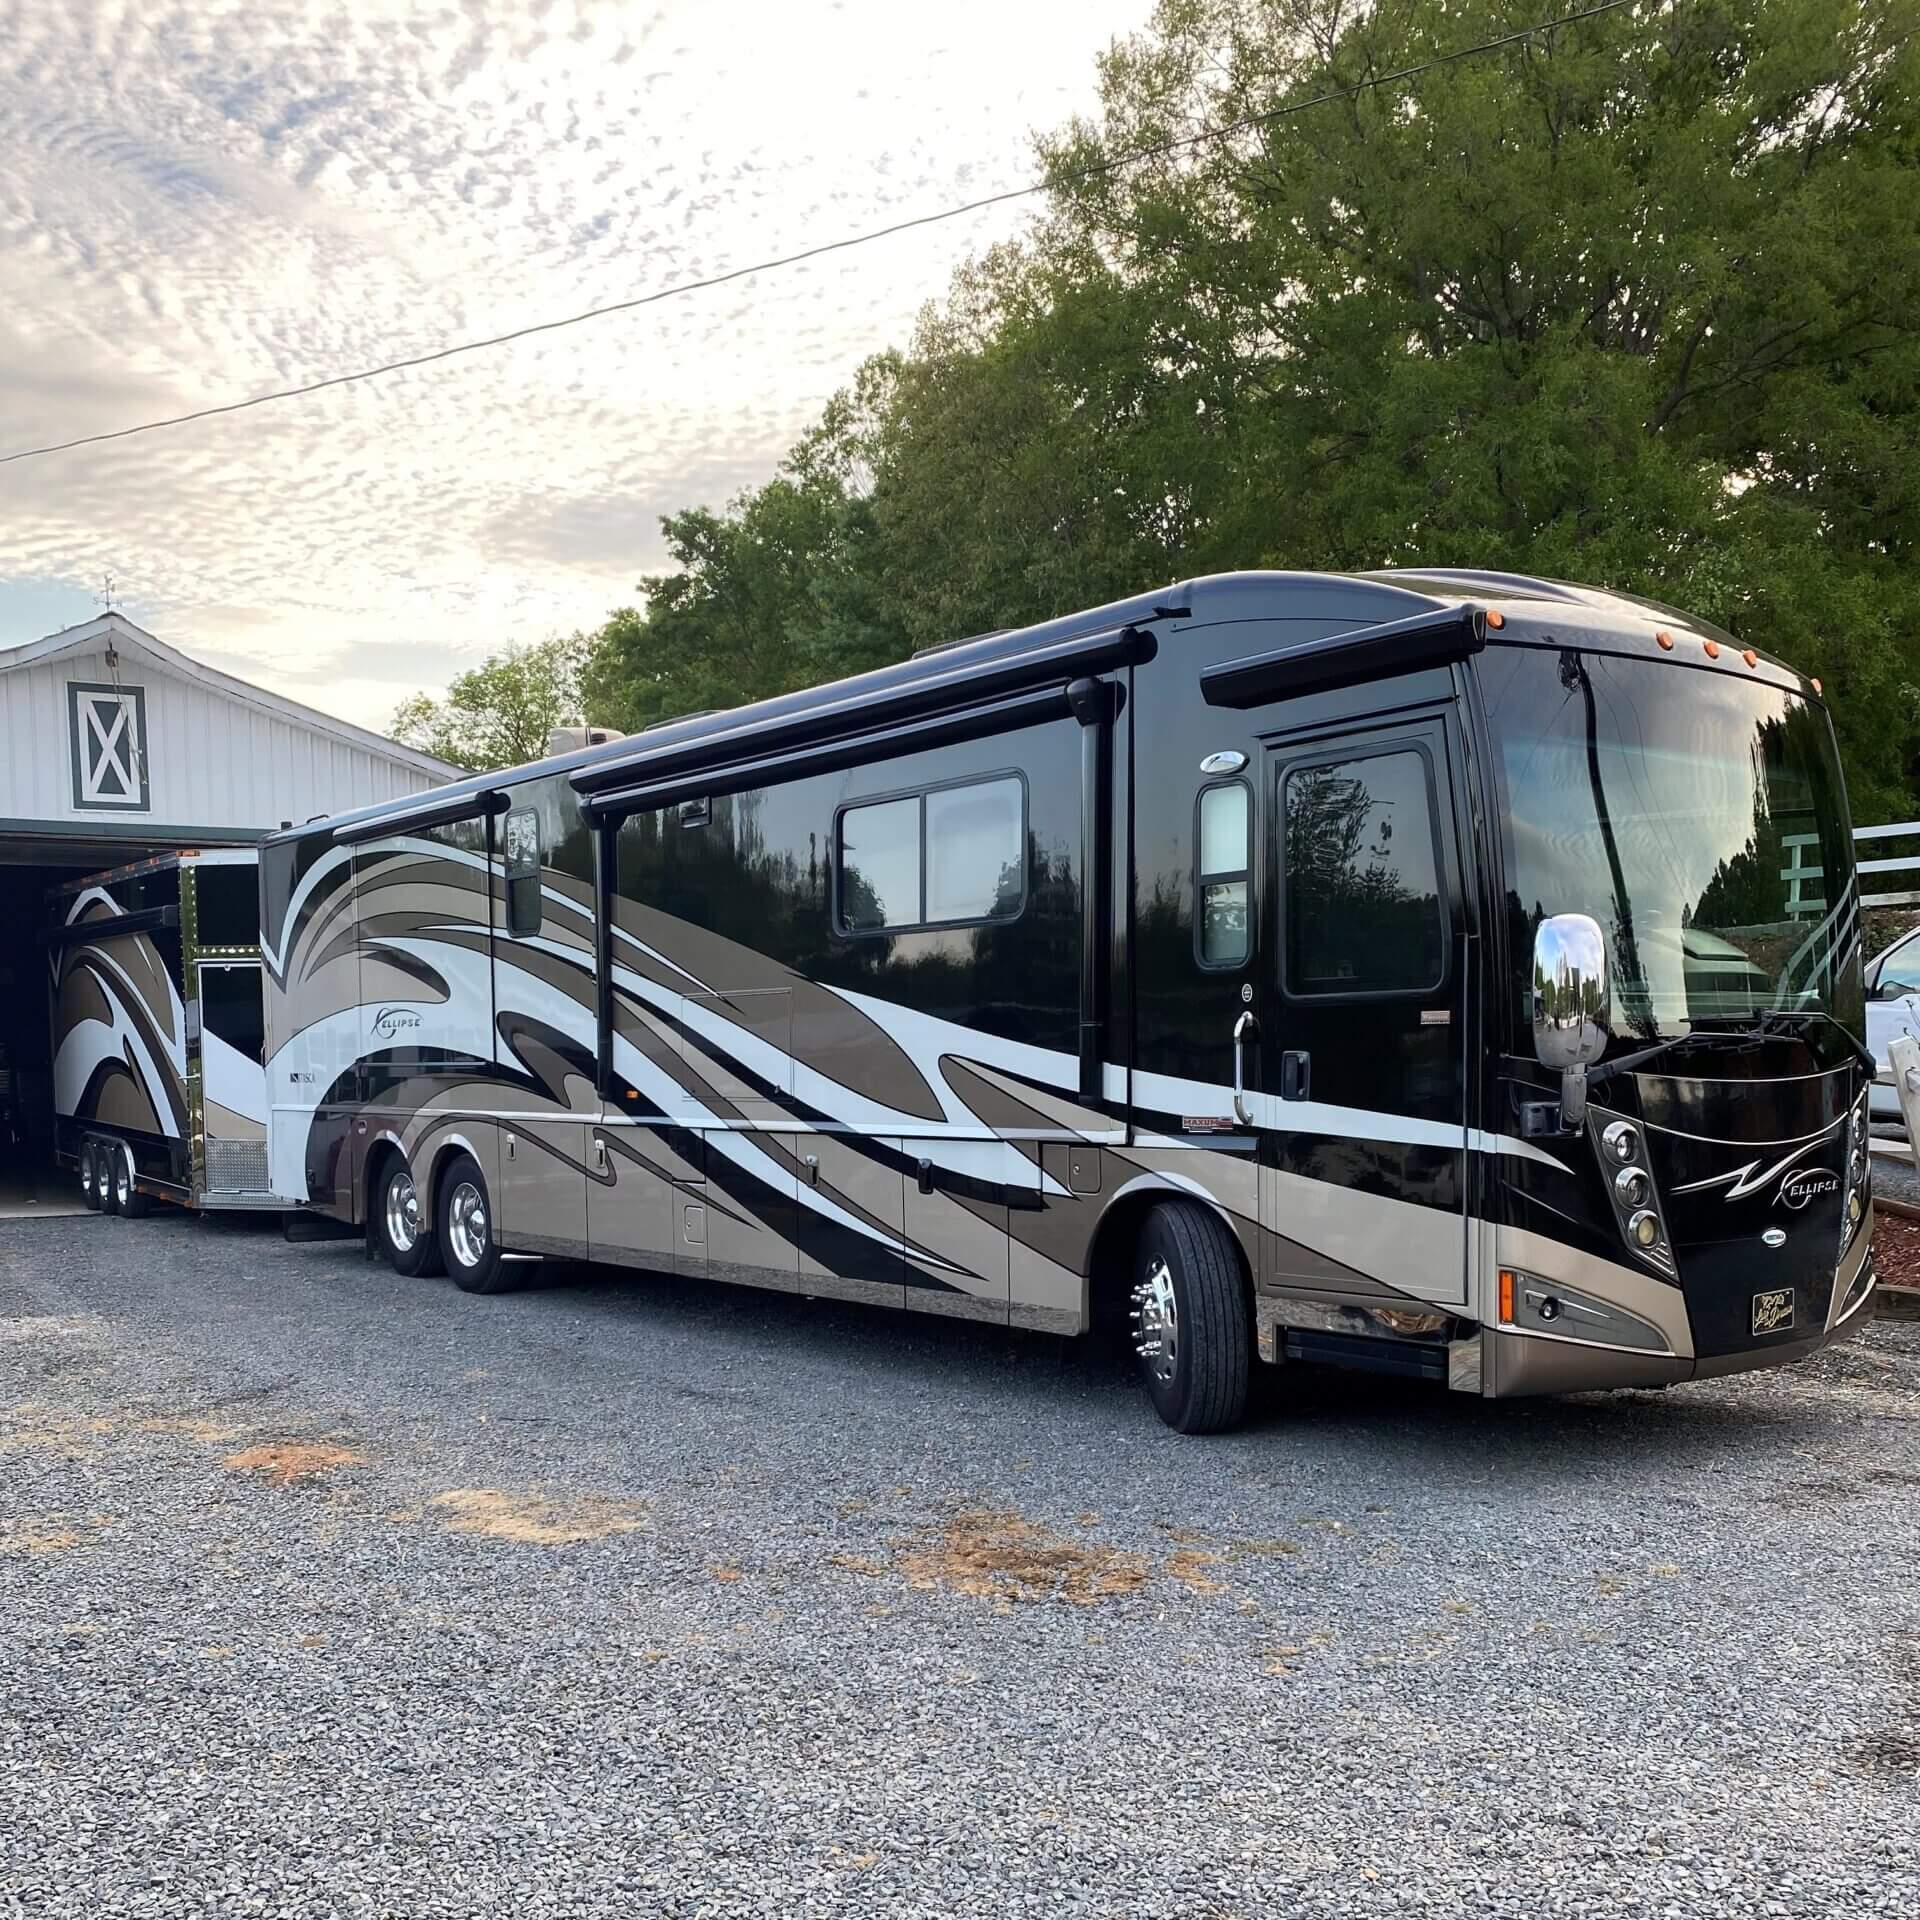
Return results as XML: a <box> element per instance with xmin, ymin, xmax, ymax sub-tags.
<box><xmin>1858</xmin><ymin>820</ymin><xmax>1920</xmax><ymax>911</ymax></box>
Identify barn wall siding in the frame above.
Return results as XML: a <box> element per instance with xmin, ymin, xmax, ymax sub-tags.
<box><xmin>0</xmin><ymin>641</ymin><xmax>445</xmax><ymax>831</ymax></box>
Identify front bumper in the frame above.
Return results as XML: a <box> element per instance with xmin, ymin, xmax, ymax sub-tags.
<box><xmin>1483</xmin><ymin>1240</ymin><xmax>1877</xmax><ymax>1397</ymax></box>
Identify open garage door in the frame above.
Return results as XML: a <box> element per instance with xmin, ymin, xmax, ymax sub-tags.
<box><xmin>0</xmin><ymin>857</ymin><xmax>92</xmax><ymax>1214</ymax></box>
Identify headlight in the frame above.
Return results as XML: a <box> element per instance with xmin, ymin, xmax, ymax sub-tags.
<box><xmin>1849</xmin><ymin>1191</ymin><xmax>1863</xmax><ymax>1225</ymax></box>
<box><xmin>1614</xmin><ymin>1165</ymin><xmax>1651</xmax><ymax>1208</ymax></box>
<box><xmin>1602</xmin><ymin>1121</ymin><xmax>1640</xmax><ymax>1164</ymax></box>
<box><xmin>1628</xmin><ymin>1209</ymin><xmax>1663</xmax><ymax>1250</ymax></box>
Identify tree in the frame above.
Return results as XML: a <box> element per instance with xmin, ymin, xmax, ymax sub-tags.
<box><xmin>587</xmin><ymin>0</ymin><xmax>1920</xmax><ymax>815</ymax></box>
<box><xmin>578</xmin><ymin>458</ymin><xmax>903</xmax><ymax>736</ymax></box>
<box><xmin>392</xmin><ymin>633</ymin><xmax>590</xmax><ymax>772</ymax></box>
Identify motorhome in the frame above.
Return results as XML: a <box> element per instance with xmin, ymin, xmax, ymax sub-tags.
<box><xmin>48</xmin><ymin>850</ymin><xmax>282</xmax><ymax>1216</ymax></box>
<box><xmin>256</xmin><ymin>570</ymin><xmax>1876</xmax><ymax>1431</ymax></box>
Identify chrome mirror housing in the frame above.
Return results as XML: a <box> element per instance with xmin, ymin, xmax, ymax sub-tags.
<box><xmin>1532</xmin><ymin>913</ymin><xmax>1610</xmax><ymax>1127</ymax></box>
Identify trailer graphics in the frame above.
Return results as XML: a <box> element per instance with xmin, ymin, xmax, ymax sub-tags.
<box><xmin>259</xmin><ymin>570</ymin><xmax>1877</xmax><ymax>1431</ymax></box>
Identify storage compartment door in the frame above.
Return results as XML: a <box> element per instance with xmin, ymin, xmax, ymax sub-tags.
<box><xmin>197</xmin><ymin>961</ymin><xmax>272</xmax><ymax>1195</ymax></box>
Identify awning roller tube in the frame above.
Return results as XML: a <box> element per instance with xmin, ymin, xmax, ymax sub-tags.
<box><xmin>570</xmin><ymin>622</ymin><xmax>1157</xmax><ymax>803</ymax></box>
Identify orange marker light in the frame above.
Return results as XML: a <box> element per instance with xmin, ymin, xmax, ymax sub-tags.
<box><xmin>1498</xmin><ymin>1270</ymin><xmax>1516</xmax><ymax>1324</ymax></box>
<box><xmin>1484</xmin><ymin>608</ymin><xmax>1505</xmax><ymax>629</ymax></box>
<box><xmin>1812</xmin><ymin>677</ymin><xmax>1823</xmax><ymax>694</ymax></box>
<box><xmin>1703</xmin><ymin>639</ymin><xmax>1721</xmax><ymax>660</ymax></box>
<box><xmin>1742</xmin><ymin>649</ymin><xmax>1758</xmax><ymax>668</ymax></box>
<box><xmin>1655</xmin><ymin>630</ymin><xmax>1674</xmax><ymax>650</ymax></box>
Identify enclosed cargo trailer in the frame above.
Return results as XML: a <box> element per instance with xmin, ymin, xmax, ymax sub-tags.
<box><xmin>47</xmin><ymin>850</ymin><xmax>284</xmax><ymax>1215</ymax></box>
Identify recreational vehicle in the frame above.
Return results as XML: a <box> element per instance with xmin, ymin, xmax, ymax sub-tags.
<box><xmin>256</xmin><ymin>570</ymin><xmax>1875</xmax><ymax>1431</ymax></box>
<box><xmin>48</xmin><ymin>850</ymin><xmax>283</xmax><ymax>1216</ymax></box>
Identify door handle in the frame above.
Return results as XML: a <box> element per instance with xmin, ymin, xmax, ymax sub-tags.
<box><xmin>1280</xmin><ymin>1049</ymin><xmax>1311</xmax><ymax>1102</ymax></box>
<box><xmin>505</xmin><ymin>1132</ymin><xmax>516</xmax><ymax>1160</ymax></box>
<box><xmin>1232</xmin><ymin>1011</ymin><xmax>1257</xmax><ymax>1126</ymax></box>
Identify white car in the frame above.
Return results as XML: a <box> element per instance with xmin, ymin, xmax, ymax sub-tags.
<box><xmin>1866</xmin><ymin>925</ymin><xmax>1920</xmax><ymax>1120</ymax></box>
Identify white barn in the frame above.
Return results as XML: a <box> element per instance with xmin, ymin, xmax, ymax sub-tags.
<box><xmin>0</xmin><ymin>610</ymin><xmax>457</xmax><ymax>1208</ymax></box>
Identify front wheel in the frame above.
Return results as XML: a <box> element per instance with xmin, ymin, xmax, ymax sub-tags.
<box><xmin>374</xmin><ymin>1157</ymin><xmax>442</xmax><ymax>1278</ymax></box>
<box><xmin>436</xmin><ymin>1153</ymin><xmax>518</xmax><ymax>1295</ymax></box>
<box><xmin>1130</xmin><ymin>1201</ymin><xmax>1250</xmax><ymax>1434</ymax></box>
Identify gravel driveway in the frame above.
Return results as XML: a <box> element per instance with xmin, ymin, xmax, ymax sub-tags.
<box><xmin>4</xmin><ymin>1210</ymin><xmax>1918</xmax><ymax>1919</ymax></box>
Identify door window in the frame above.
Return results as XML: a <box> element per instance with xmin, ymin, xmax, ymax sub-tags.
<box><xmin>1196</xmin><ymin>781</ymin><xmax>1251</xmax><ymax>968</ymax></box>
<box><xmin>1283</xmin><ymin>746</ymin><xmax>1445</xmax><ymax>996</ymax></box>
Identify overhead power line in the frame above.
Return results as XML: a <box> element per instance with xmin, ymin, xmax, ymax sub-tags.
<box><xmin>0</xmin><ymin>0</ymin><xmax>1634</xmax><ymax>468</ymax></box>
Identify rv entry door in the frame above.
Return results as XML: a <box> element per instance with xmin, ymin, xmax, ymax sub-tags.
<box><xmin>1258</xmin><ymin>713</ymin><xmax>1470</xmax><ymax>1309</ymax></box>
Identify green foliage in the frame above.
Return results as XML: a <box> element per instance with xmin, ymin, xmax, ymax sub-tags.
<box><xmin>580</xmin><ymin>0</ymin><xmax>1920</xmax><ymax>816</ymax></box>
<box><xmin>392</xmin><ymin>633</ymin><xmax>589</xmax><ymax>772</ymax></box>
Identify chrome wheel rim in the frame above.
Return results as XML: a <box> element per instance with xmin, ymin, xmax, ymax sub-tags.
<box><xmin>385</xmin><ymin>1171</ymin><xmax>422</xmax><ymax>1254</ymax></box>
<box><xmin>81</xmin><ymin>1151</ymin><xmax>95</xmax><ymax>1200</ymax></box>
<box><xmin>1131</xmin><ymin>1255</ymin><xmax>1179</xmax><ymax>1385</ymax></box>
<box><xmin>448</xmin><ymin>1180</ymin><xmax>489</xmax><ymax>1269</ymax></box>
<box><xmin>114</xmin><ymin>1156</ymin><xmax>130</xmax><ymax>1208</ymax></box>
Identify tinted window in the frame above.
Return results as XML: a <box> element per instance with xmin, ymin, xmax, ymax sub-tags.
<box><xmin>1877</xmin><ymin>932</ymin><xmax>1920</xmax><ymax>997</ymax></box>
<box><xmin>1196</xmin><ymin>782</ymin><xmax>1250</xmax><ymax>967</ymax></box>
<box><xmin>838</xmin><ymin>777</ymin><xmax>1025</xmax><ymax>934</ymax></box>
<box><xmin>925</xmin><ymin>778</ymin><xmax>1023</xmax><ymax>923</ymax></box>
<box><xmin>504</xmin><ymin>807</ymin><xmax>542</xmax><ymax>938</ymax></box>
<box><xmin>1284</xmin><ymin>749</ymin><xmax>1443</xmax><ymax>994</ymax></box>
<box><xmin>839</xmin><ymin>795</ymin><xmax>920</xmax><ymax>931</ymax></box>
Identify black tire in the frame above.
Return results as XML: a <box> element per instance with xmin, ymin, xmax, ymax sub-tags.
<box><xmin>96</xmin><ymin>1141</ymin><xmax>120</xmax><ymax>1215</ymax></box>
<box><xmin>435</xmin><ymin>1152</ymin><xmax>518</xmax><ymax>1295</ymax></box>
<box><xmin>110</xmin><ymin>1144</ymin><xmax>152</xmax><ymax>1219</ymax></box>
<box><xmin>1131</xmin><ymin>1201</ymin><xmax>1251</xmax><ymax>1435</ymax></box>
<box><xmin>372</xmin><ymin>1155</ymin><xmax>442</xmax><ymax>1278</ymax></box>
<box><xmin>79</xmin><ymin>1141</ymin><xmax>103</xmax><ymax>1211</ymax></box>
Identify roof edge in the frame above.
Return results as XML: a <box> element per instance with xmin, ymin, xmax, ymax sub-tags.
<box><xmin>0</xmin><ymin>612</ymin><xmax>460</xmax><ymax>782</ymax></box>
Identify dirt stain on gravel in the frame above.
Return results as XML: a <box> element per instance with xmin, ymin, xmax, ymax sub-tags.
<box><xmin>1</xmin><ymin>1516</ymin><xmax>104</xmax><ymax>1555</ymax></box>
<box><xmin>426</xmin><ymin>1489</ymin><xmax>649</xmax><ymax>1546</ymax></box>
<box><xmin>224</xmin><ymin>1442</ymin><xmax>365</xmax><ymax>1487</ymax></box>
<box><xmin>842</xmin><ymin>1509</ymin><xmax>1151</xmax><ymax>1606</ymax></box>
<box><xmin>1166</xmin><ymin>1548</ymin><xmax>1228</xmax><ymax>1595</ymax></box>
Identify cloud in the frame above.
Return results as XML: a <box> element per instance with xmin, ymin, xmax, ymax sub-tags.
<box><xmin>0</xmin><ymin>0</ymin><xmax>1152</xmax><ymax>732</ymax></box>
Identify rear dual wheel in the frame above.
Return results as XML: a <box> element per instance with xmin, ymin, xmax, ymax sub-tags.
<box><xmin>110</xmin><ymin>1144</ymin><xmax>151</xmax><ymax>1219</ymax></box>
<box><xmin>373</xmin><ymin>1157</ymin><xmax>442</xmax><ymax>1279</ymax></box>
<box><xmin>79</xmin><ymin>1141</ymin><xmax>104</xmax><ymax>1211</ymax></box>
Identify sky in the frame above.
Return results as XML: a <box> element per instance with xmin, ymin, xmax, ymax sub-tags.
<box><xmin>0</xmin><ymin>0</ymin><xmax>1152</xmax><ymax>735</ymax></box>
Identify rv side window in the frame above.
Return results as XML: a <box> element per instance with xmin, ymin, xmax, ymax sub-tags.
<box><xmin>837</xmin><ymin>775</ymin><xmax>1025</xmax><ymax>935</ymax></box>
<box><xmin>1195</xmin><ymin>781</ymin><xmax>1251</xmax><ymax>968</ymax></box>
<box><xmin>504</xmin><ymin>807</ymin><xmax>542</xmax><ymax>938</ymax></box>
<box><xmin>1283</xmin><ymin>747</ymin><xmax>1444</xmax><ymax>995</ymax></box>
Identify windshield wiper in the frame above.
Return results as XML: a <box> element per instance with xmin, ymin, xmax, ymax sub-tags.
<box><xmin>1587</xmin><ymin>1027</ymin><xmax>1756</xmax><ymax>1088</ymax></box>
<box><xmin>1755</xmin><ymin>1007</ymin><xmax>1876</xmax><ymax>1075</ymax></box>
<box><xmin>1589</xmin><ymin>1010</ymin><xmax>1873</xmax><ymax>1087</ymax></box>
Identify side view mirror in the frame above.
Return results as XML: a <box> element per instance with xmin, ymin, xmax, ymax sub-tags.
<box><xmin>1532</xmin><ymin>912</ymin><xmax>1610</xmax><ymax>1128</ymax></box>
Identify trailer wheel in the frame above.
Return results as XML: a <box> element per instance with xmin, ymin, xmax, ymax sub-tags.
<box><xmin>79</xmin><ymin>1141</ymin><xmax>104</xmax><ymax>1211</ymax></box>
<box><xmin>1130</xmin><ymin>1201</ymin><xmax>1250</xmax><ymax>1435</ymax></box>
<box><xmin>437</xmin><ymin>1153</ymin><xmax>517</xmax><ymax>1295</ymax></box>
<box><xmin>111</xmin><ymin>1144</ymin><xmax>152</xmax><ymax>1219</ymax></box>
<box><xmin>373</xmin><ymin>1156</ymin><xmax>442</xmax><ymax>1278</ymax></box>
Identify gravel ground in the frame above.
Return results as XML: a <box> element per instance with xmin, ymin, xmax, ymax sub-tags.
<box><xmin>4</xmin><ymin>1211</ymin><xmax>1919</xmax><ymax>1920</ymax></box>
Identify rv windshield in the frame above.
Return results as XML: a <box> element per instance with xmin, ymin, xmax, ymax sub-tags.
<box><xmin>1483</xmin><ymin>644</ymin><xmax>1862</xmax><ymax>1045</ymax></box>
